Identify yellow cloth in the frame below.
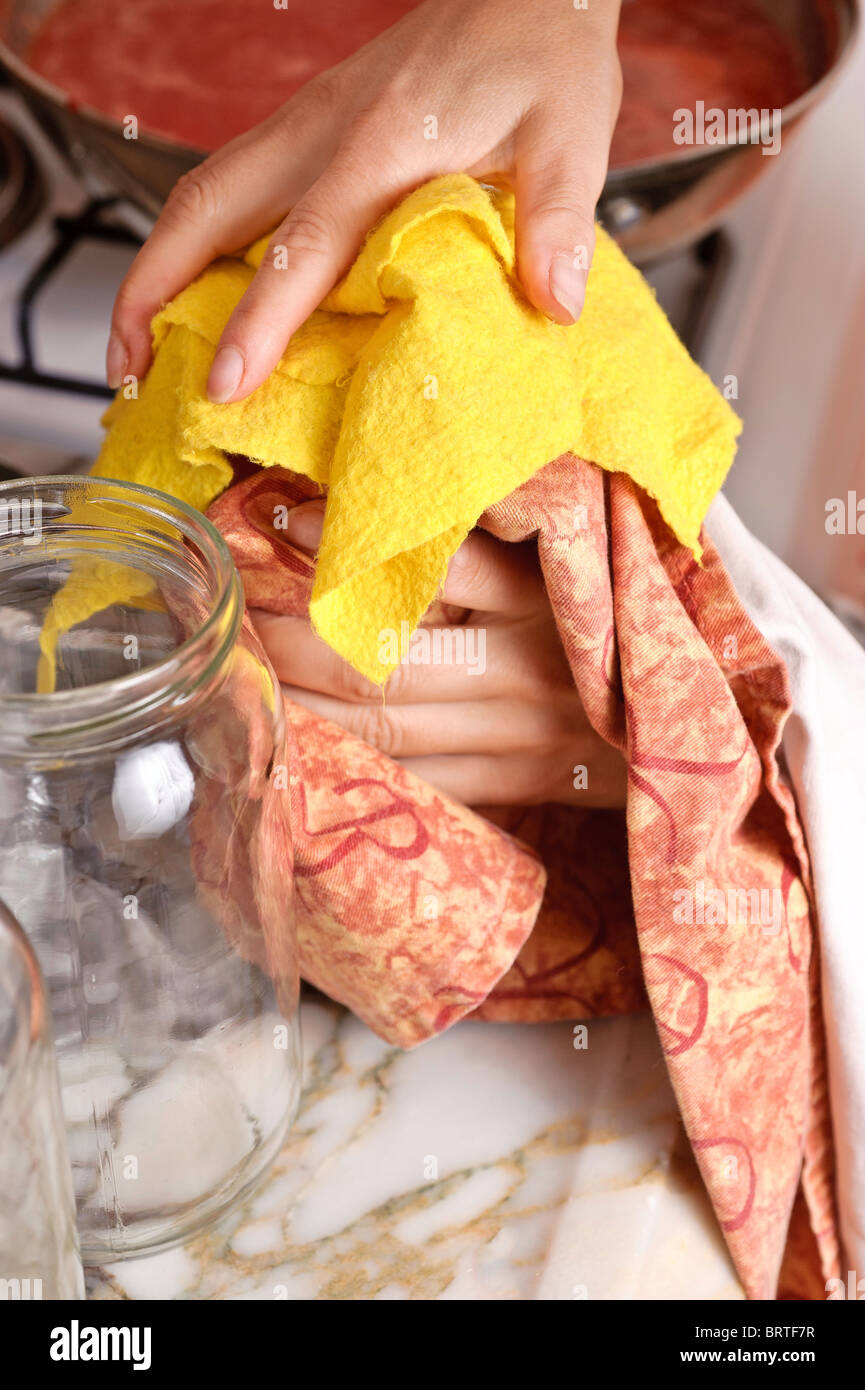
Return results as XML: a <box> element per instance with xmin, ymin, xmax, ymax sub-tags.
<box><xmin>93</xmin><ymin>174</ymin><xmax>739</xmax><ymax>685</ymax></box>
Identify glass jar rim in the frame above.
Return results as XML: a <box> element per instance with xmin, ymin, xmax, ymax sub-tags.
<box><xmin>0</xmin><ymin>474</ymin><xmax>242</xmax><ymax>753</ymax></box>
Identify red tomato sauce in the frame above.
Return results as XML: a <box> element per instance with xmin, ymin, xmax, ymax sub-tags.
<box><xmin>611</xmin><ymin>0</ymin><xmax>809</xmax><ymax>166</ymax></box>
<box><xmin>26</xmin><ymin>0</ymin><xmax>809</xmax><ymax>168</ymax></box>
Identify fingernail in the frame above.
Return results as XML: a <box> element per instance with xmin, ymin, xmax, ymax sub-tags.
<box><xmin>207</xmin><ymin>345</ymin><xmax>245</xmax><ymax>403</ymax></box>
<box><xmin>279</xmin><ymin>500</ymin><xmax>325</xmax><ymax>553</ymax></box>
<box><xmin>549</xmin><ymin>253</ymin><xmax>588</xmax><ymax>324</ymax></box>
<box><xmin>106</xmin><ymin>333</ymin><xmax>127</xmax><ymax>389</ymax></box>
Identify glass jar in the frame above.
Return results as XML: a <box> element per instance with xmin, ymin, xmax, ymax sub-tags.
<box><xmin>0</xmin><ymin>476</ymin><xmax>301</xmax><ymax>1262</ymax></box>
<box><xmin>0</xmin><ymin>897</ymin><xmax>84</xmax><ymax>1300</ymax></box>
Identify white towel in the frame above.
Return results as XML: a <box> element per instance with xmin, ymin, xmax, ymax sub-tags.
<box><xmin>708</xmin><ymin>492</ymin><xmax>865</xmax><ymax>1280</ymax></box>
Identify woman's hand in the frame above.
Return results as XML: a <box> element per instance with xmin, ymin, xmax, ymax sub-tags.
<box><xmin>107</xmin><ymin>0</ymin><xmax>622</xmax><ymax>402</ymax></box>
<box><xmin>251</xmin><ymin>500</ymin><xmax>627</xmax><ymax>809</ymax></box>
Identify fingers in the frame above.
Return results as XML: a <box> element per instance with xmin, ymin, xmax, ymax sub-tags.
<box><xmin>395</xmin><ymin>753</ymin><xmax>514</xmax><ymax>806</ymax></box>
<box><xmin>107</xmin><ymin>82</ymin><xmax>343</xmax><ymax>388</ymax></box>
<box><xmin>513</xmin><ymin>81</ymin><xmax>619</xmax><ymax>325</ymax></box>
<box><xmin>253</xmin><ymin>611</ymin><xmax>379</xmax><ymax>702</ymax></box>
<box><xmin>392</xmin><ymin>751</ymin><xmax>568</xmax><ymax>807</ymax></box>
<box><xmin>253</xmin><ymin>609</ymin><xmax>525</xmax><ymax>704</ymax></box>
<box><xmin>440</xmin><ymin>531</ymin><xmax>546</xmax><ymax>615</ymax></box>
<box><xmin>280</xmin><ymin>689</ymin><xmax>560</xmax><ymax>759</ymax></box>
<box><xmin>397</xmin><ymin>748</ymin><xmax>627</xmax><ymax>808</ymax></box>
<box><xmin>205</xmin><ymin>137</ymin><xmax>424</xmax><ymax>403</ymax></box>
<box><xmin>271</xmin><ymin>497</ymin><xmax>326</xmax><ymax>553</ymax></box>
<box><xmin>255</xmin><ymin>601</ymin><xmax>576</xmax><ymax>705</ymax></box>
<box><xmin>270</xmin><ymin>498</ymin><xmax>547</xmax><ymax>617</ymax></box>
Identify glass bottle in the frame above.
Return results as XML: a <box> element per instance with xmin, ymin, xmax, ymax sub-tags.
<box><xmin>0</xmin><ymin>475</ymin><xmax>301</xmax><ymax>1262</ymax></box>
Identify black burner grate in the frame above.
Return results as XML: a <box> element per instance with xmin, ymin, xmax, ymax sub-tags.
<box><xmin>0</xmin><ymin>197</ymin><xmax>141</xmax><ymax>400</ymax></box>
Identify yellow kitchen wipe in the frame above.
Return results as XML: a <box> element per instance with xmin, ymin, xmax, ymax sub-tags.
<box><xmin>89</xmin><ymin>174</ymin><xmax>739</xmax><ymax>685</ymax></box>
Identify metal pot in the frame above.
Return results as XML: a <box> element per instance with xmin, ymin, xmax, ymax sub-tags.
<box><xmin>602</xmin><ymin>0</ymin><xmax>860</xmax><ymax>261</ymax></box>
<box><xmin>0</xmin><ymin>0</ymin><xmax>859</xmax><ymax>262</ymax></box>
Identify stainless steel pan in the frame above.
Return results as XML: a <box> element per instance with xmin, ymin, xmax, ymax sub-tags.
<box><xmin>0</xmin><ymin>0</ymin><xmax>858</xmax><ymax>262</ymax></box>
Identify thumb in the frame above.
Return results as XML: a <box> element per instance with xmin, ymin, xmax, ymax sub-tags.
<box><xmin>514</xmin><ymin>110</ymin><xmax>611</xmax><ymax>326</ymax></box>
<box><xmin>277</xmin><ymin>498</ymin><xmax>326</xmax><ymax>554</ymax></box>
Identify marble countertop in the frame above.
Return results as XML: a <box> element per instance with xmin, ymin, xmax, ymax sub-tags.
<box><xmin>87</xmin><ymin>995</ymin><xmax>744</xmax><ymax>1301</ymax></box>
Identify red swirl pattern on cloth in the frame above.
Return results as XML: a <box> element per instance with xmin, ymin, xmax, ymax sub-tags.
<box><xmin>293</xmin><ymin>778</ymin><xmax>431</xmax><ymax>876</ymax></box>
<box><xmin>694</xmin><ymin>1136</ymin><xmax>757</xmax><ymax>1233</ymax></box>
<box><xmin>643</xmin><ymin>953</ymin><xmax>710</xmax><ymax>1057</ymax></box>
<box><xmin>207</xmin><ymin>458</ymin><xmax>837</xmax><ymax>1301</ymax></box>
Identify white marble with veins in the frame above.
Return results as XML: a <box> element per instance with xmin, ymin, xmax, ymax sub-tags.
<box><xmin>87</xmin><ymin>996</ymin><xmax>745</xmax><ymax>1301</ymax></box>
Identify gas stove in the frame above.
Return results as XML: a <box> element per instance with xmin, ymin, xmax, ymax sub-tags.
<box><xmin>0</xmin><ymin>87</ymin><xmax>148</xmax><ymax>474</ymax></box>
